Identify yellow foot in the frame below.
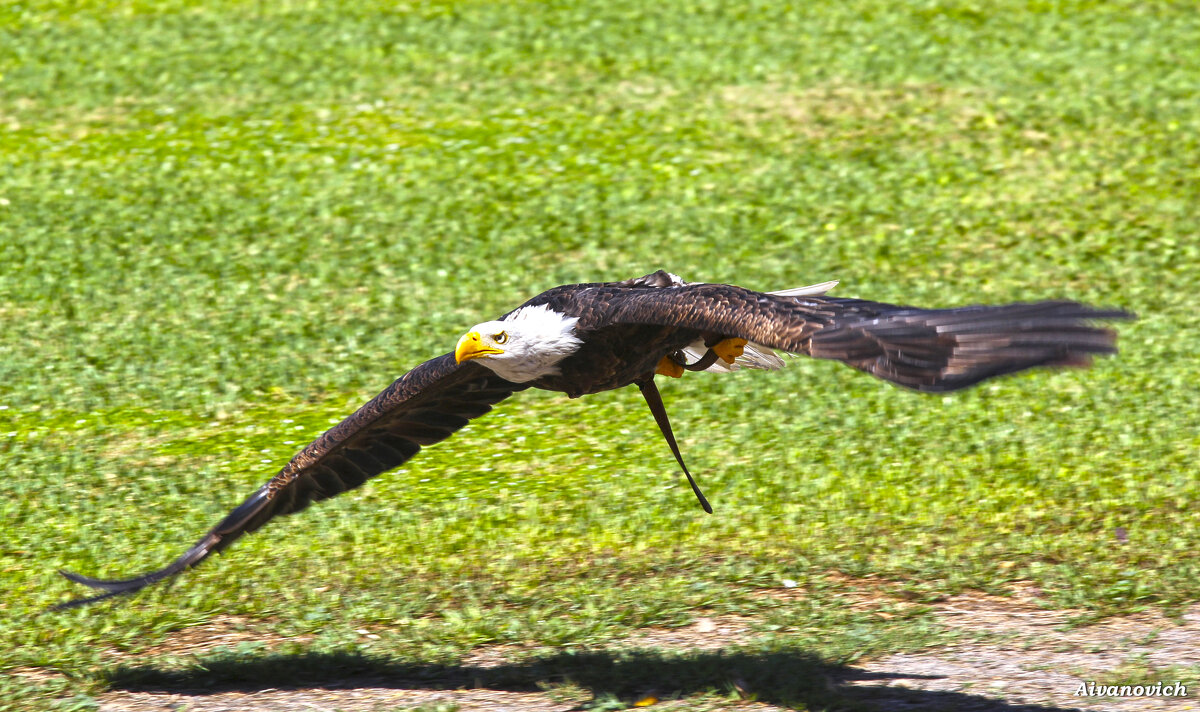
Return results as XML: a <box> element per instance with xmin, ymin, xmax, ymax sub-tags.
<box><xmin>711</xmin><ymin>337</ymin><xmax>748</xmax><ymax>364</ymax></box>
<box><xmin>655</xmin><ymin>355</ymin><xmax>684</xmax><ymax>378</ymax></box>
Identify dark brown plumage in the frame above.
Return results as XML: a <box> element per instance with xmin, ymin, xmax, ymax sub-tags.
<box><xmin>59</xmin><ymin>357</ymin><xmax>526</xmax><ymax>608</ymax></box>
<box><xmin>56</xmin><ymin>271</ymin><xmax>1131</xmax><ymax>609</ymax></box>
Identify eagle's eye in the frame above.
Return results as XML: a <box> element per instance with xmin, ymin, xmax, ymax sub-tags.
<box><xmin>493</xmin><ymin>331</ymin><xmax>508</xmax><ymax>344</ymax></box>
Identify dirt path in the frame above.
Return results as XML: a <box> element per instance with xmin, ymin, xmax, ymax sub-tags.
<box><xmin>90</xmin><ymin>595</ymin><xmax>1199</xmax><ymax>712</ymax></box>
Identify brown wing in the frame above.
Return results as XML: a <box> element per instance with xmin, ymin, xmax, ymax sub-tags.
<box><xmin>585</xmin><ymin>282</ymin><xmax>1132</xmax><ymax>392</ymax></box>
<box><xmin>56</xmin><ymin>354</ymin><xmax>525</xmax><ymax>609</ymax></box>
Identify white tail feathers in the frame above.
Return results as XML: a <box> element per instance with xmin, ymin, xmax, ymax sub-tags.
<box><xmin>680</xmin><ymin>340</ymin><xmax>786</xmax><ymax>372</ymax></box>
<box><xmin>768</xmin><ymin>280</ymin><xmax>839</xmax><ymax>298</ymax></box>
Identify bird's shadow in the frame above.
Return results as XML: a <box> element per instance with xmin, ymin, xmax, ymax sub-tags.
<box><xmin>106</xmin><ymin>647</ymin><xmax>1087</xmax><ymax>711</ymax></box>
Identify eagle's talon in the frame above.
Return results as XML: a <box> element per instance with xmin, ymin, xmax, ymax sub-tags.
<box><xmin>655</xmin><ymin>355</ymin><xmax>684</xmax><ymax>378</ymax></box>
<box><xmin>712</xmin><ymin>338</ymin><xmax>748</xmax><ymax>364</ymax></box>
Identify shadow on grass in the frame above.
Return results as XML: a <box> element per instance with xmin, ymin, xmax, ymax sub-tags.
<box><xmin>106</xmin><ymin>647</ymin><xmax>1085</xmax><ymax>711</ymax></box>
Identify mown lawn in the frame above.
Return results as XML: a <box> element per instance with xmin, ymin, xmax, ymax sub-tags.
<box><xmin>2</xmin><ymin>0</ymin><xmax>1198</xmax><ymax>709</ymax></box>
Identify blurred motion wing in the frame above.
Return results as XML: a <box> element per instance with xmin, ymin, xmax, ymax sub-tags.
<box><xmin>56</xmin><ymin>354</ymin><xmax>524</xmax><ymax>609</ymax></box>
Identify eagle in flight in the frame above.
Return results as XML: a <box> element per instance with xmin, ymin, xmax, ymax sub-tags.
<box><xmin>56</xmin><ymin>271</ymin><xmax>1131</xmax><ymax>609</ymax></box>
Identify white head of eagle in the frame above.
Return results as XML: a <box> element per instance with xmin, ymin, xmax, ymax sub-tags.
<box><xmin>454</xmin><ymin>303</ymin><xmax>583</xmax><ymax>383</ymax></box>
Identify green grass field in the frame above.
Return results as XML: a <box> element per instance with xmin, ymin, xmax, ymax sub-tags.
<box><xmin>2</xmin><ymin>0</ymin><xmax>1198</xmax><ymax>709</ymax></box>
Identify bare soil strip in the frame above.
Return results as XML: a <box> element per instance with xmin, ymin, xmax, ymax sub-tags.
<box><xmin>85</xmin><ymin>596</ymin><xmax>1199</xmax><ymax>712</ymax></box>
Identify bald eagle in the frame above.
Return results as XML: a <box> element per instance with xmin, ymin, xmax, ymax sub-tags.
<box><xmin>56</xmin><ymin>271</ymin><xmax>1131</xmax><ymax>609</ymax></box>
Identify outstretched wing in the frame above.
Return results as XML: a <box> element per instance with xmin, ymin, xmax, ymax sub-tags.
<box><xmin>56</xmin><ymin>354</ymin><xmax>525</xmax><ymax>609</ymax></box>
<box><xmin>586</xmin><ymin>281</ymin><xmax>1132</xmax><ymax>392</ymax></box>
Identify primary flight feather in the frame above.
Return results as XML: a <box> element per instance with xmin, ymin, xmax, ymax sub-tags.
<box><xmin>56</xmin><ymin>271</ymin><xmax>1132</xmax><ymax>609</ymax></box>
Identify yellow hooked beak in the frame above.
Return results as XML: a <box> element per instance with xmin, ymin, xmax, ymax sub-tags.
<box><xmin>455</xmin><ymin>331</ymin><xmax>504</xmax><ymax>363</ymax></box>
